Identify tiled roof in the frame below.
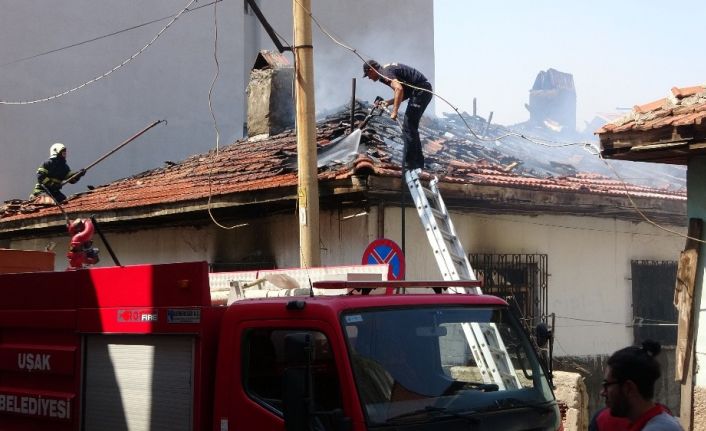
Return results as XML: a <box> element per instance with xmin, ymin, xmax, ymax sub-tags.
<box><xmin>433</xmin><ymin>112</ymin><xmax>685</xmax><ymax>190</ymax></box>
<box><xmin>597</xmin><ymin>85</ymin><xmax>706</xmax><ymax>134</ymax></box>
<box><xmin>0</xmin><ymin>102</ymin><xmax>686</xmax><ymax>224</ymax></box>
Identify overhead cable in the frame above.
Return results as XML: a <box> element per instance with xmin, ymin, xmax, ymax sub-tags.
<box><xmin>0</xmin><ymin>0</ymin><xmax>198</xmax><ymax>105</ymax></box>
<box><xmin>0</xmin><ymin>1</ymin><xmax>221</xmax><ymax>69</ymax></box>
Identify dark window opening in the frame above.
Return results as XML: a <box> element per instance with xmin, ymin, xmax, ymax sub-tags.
<box><xmin>469</xmin><ymin>254</ymin><xmax>548</xmax><ymax>330</ymax></box>
<box><xmin>630</xmin><ymin>260</ymin><xmax>678</xmax><ymax>346</ymax></box>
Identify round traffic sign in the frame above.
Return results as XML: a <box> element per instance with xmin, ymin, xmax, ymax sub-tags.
<box><xmin>362</xmin><ymin>238</ymin><xmax>405</xmax><ymax>280</ymax></box>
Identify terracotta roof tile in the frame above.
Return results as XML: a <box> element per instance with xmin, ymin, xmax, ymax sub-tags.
<box><xmin>634</xmin><ymin>98</ymin><xmax>667</xmax><ymax>114</ymax></box>
<box><xmin>672</xmin><ymin>85</ymin><xmax>703</xmax><ymax>99</ymax></box>
<box><xmin>598</xmin><ymin>84</ymin><xmax>706</xmax><ymax>135</ymax></box>
<box><xmin>673</xmin><ymin>111</ymin><xmax>706</xmax><ymax>126</ymax></box>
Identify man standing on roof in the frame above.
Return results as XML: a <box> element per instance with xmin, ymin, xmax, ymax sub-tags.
<box><xmin>31</xmin><ymin>143</ymin><xmax>85</xmax><ymax>203</ymax></box>
<box><xmin>363</xmin><ymin>60</ymin><xmax>432</xmax><ymax>171</ymax></box>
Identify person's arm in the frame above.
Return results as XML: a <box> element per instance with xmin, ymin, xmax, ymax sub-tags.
<box><xmin>389</xmin><ymin>79</ymin><xmax>405</xmax><ymax>120</ymax></box>
<box><xmin>66</xmin><ymin>168</ymin><xmax>86</xmax><ymax>184</ymax></box>
<box><xmin>37</xmin><ymin>165</ymin><xmax>48</xmax><ymax>184</ymax></box>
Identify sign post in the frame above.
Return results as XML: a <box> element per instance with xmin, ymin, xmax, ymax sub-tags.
<box><xmin>362</xmin><ymin>238</ymin><xmax>405</xmax><ymax>280</ymax></box>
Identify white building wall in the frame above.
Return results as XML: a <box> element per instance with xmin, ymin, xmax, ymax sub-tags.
<box><xmin>382</xmin><ymin>207</ymin><xmax>685</xmax><ymax>357</ymax></box>
<box><xmin>9</xmin><ymin>203</ymin><xmax>683</xmax><ymax>358</ymax></box>
<box><xmin>0</xmin><ymin>0</ymin><xmax>434</xmax><ymax>201</ymax></box>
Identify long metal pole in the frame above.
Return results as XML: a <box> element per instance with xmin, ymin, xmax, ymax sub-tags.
<box><xmin>62</xmin><ymin>120</ymin><xmax>165</xmax><ymax>185</ymax></box>
<box><xmin>293</xmin><ymin>0</ymin><xmax>320</xmax><ymax>267</ymax></box>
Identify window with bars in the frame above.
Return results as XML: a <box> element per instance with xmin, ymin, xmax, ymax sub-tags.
<box><xmin>630</xmin><ymin>260</ymin><xmax>678</xmax><ymax>346</ymax></box>
<box><xmin>469</xmin><ymin>254</ymin><xmax>548</xmax><ymax>330</ymax></box>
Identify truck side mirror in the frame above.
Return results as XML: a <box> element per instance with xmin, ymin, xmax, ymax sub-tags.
<box><xmin>283</xmin><ymin>333</ymin><xmax>312</xmax><ymax>431</ymax></box>
<box><xmin>535</xmin><ymin>323</ymin><xmax>552</xmax><ymax>348</ymax></box>
<box><xmin>535</xmin><ymin>322</ymin><xmax>554</xmax><ymax>384</ymax></box>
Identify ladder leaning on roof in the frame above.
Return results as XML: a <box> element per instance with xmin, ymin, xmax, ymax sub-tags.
<box><xmin>405</xmin><ymin>168</ymin><xmax>521</xmax><ymax>390</ymax></box>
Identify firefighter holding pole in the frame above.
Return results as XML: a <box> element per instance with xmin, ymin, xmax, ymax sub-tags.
<box><xmin>30</xmin><ymin>143</ymin><xmax>85</xmax><ymax>203</ymax></box>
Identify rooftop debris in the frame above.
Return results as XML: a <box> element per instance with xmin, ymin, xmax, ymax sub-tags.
<box><xmin>0</xmin><ymin>101</ymin><xmax>685</xmax><ymax>222</ymax></box>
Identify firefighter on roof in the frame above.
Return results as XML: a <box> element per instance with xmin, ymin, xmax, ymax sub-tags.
<box><xmin>31</xmin><ymin>143</ymin><xmax>85</xmax><ymax>203</ymax></box>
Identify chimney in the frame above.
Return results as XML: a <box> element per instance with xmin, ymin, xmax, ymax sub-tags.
<box><xmin>246</xmin><ymin>50</ymin><xmax>294</xmax><ymax>137</ymax></box>
<box><xmin>527</xmin><ymin>68</ymin><xmax>577</xmax><ymax>132</ymax></box>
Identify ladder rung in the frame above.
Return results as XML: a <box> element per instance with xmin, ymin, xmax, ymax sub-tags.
<box><xmin>437</xmin><ymin>227</ymin><xmax>456</xmax><ymax>241</ymax></box>
<box><xmin>430</xmin><ymin>207</ymin><xmax>447</xmax><ymax>220</ymax></box>
<box><xmin>422</xmin><ymin>187</ymin><xmax>438</xmax><ymax>202</ymax></box>
<box><xmin>448</xmin><ymin>249</ymin><xmax>466</xmax><ymax>263</ymax></box>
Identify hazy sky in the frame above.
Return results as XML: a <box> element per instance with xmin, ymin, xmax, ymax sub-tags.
<box><xmin>434</xmin><ymin>0</ymin><xmax>706</xmax><ymax>131</ymax></box>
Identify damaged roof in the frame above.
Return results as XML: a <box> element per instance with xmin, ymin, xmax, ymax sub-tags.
<box><xmin>598</xmin><ymin>85</ymin><xmax>706</xmax><ymax>164</ymax></box>
<box><xmin>0</xmin><ymin>101</ymin><xmax>686</xmax><ymax>234</ymax></box>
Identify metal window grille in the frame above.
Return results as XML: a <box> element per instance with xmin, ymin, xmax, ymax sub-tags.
<box><xmin>469</xmin><ymin>254</ymin><xmax>548</xmax><ymax>330</ymax></box>
<box><xmin>630</xmin><ymin>260</ymin><xmax>678</xmax><ymax>346</ymax></box>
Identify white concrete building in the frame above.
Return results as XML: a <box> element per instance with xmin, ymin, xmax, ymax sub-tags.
<box><xmin>0</xmin><ymin>0</ymin><xmax>434</xmax><ymax>200</ymax></box>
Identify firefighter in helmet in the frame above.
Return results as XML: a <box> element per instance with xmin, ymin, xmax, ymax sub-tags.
<box><xmin>31</xmin><ymin>143</ymin><xmax>85</xmax><ymax>203</ymax></box>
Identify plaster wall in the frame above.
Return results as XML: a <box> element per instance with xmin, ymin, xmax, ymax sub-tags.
<box><xmin>11</xmin><ymin>226</ymin><xmax>215</xmax><ymax>268</ymax></box>
<box><xmin>9</xmin><ymin>207</ymin><xmax>377</xmax><ymax>271</ymax></box>
<box><xmin>381</xmin><ymin>207</ymin><xmax>685</xmax><ymax>357</ymax></box>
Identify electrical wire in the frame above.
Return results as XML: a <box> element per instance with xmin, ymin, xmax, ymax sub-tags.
<box><xmin>204</xmin><ymin>2</ymin><xmax>294</xmax><ymax>231</ymax></box>
<box><xmin>556</xmin><ymin>315</ymin><xmax>627</xmax><ymax>325</ymax></box>
<box><xmin>555</xmin><ymin>314</ymin><xmax>677</xmax><ymax>326</ymax></box>
<box><xmin>598</xmin><ymin>155</ymin><xmax>705</xmax><ymax>244</ymax></box>
<box><xmin>203</xmin><ymin>0</ymin><xmax>292</xmax><ymax>232</ymax></box>
<box><xmin>0</xmin><ymin>1</ymin><xmax>221</xmax><ymax>69</ymax></box>
<box><xmin>0</xmin><ymin>0</ymin><xmax>198</xmax><ymax>105</ymax></box>
<box><xmin>203</xmin><ymin>0</ymin><xmax>246</xmax><ymax>230</ymax></box>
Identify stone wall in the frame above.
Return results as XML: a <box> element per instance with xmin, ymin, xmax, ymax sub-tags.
<box><xmin>694</xmin><ymin>386</ymin><xmax>706</xmax><ymax>430</ymax></box>
<box><xmin>553</xmin><ymin>371</ymin><xmax>588</xmax><ymax>431</ymax></box>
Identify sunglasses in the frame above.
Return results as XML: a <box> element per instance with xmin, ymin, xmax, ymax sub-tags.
<box><xmin>601</xmin><ymin>380</ymin><xmax>621</xmax><ymax>390</ymax></box>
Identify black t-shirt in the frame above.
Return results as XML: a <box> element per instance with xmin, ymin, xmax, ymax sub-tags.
<box><xmin>378</xmin><ymin>63</ymin><xmax>430</xmax><ymax>98</ymax></box>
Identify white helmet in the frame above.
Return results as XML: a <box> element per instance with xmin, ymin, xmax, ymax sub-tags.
<box><xmin>50</xmin><ymin>143</ymin><xmax>66</xmax><ymax>158</ymax></box>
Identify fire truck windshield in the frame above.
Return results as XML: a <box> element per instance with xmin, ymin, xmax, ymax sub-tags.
<box><xmin>342</xmin><ymin>306</ymin><xmax>559</xmax><ymax>428</ymax></box>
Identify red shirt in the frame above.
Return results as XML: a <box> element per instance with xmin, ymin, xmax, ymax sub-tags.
<box><xmin>593</xmin><ymin>404</ymin><xmax>672</xmax><ymax>431</ymax></box>
<box><xmin>595</xmin><ymin>408</ymin><xmax>630</xmax><ymax>430</ymax></box>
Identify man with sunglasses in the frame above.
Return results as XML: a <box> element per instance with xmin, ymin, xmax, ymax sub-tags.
<box><xmin>591</xmin><ymin>340</ymin><xmax>681</xmax><ymax>430</ymax></box>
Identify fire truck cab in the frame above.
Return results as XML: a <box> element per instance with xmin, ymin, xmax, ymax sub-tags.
<box><xmin>0</xmin><ymin>261</ymin><xmax>561</xmax><ymax>430</ymax></box>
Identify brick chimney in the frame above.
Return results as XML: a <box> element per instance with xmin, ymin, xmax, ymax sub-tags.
<box><xmin>246</xmin><ymin>50</ymin><xmax>294</xmax><ymax>137</ymax></box>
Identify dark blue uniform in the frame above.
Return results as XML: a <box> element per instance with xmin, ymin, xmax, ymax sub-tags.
<box><xmin>378</xmin><ymin>63</ymin><xmax>432</xmax><ymax>170</ymax></box>
<box><xmin>32</xmin><ymin>157</ymin><xmax>81</xmax><ymax>202</ymax></box>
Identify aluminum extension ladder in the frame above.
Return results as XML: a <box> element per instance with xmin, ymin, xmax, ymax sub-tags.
<box><xmin>405</xmin><ymin>168</ymin><xmax>521</xmax><ymax>390</ymax></box>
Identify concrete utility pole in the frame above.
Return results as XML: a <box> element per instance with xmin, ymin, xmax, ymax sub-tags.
<box><xmin>293</xmin><ymin>0</ymin><xmax>321</xmax><ymax>267</ymax></box>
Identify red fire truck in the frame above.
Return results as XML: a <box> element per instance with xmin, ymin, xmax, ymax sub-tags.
<box><xmin>0</xmin><ymin>260</ymin><xmax>561</xmax><ymax>430</ymax></box>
